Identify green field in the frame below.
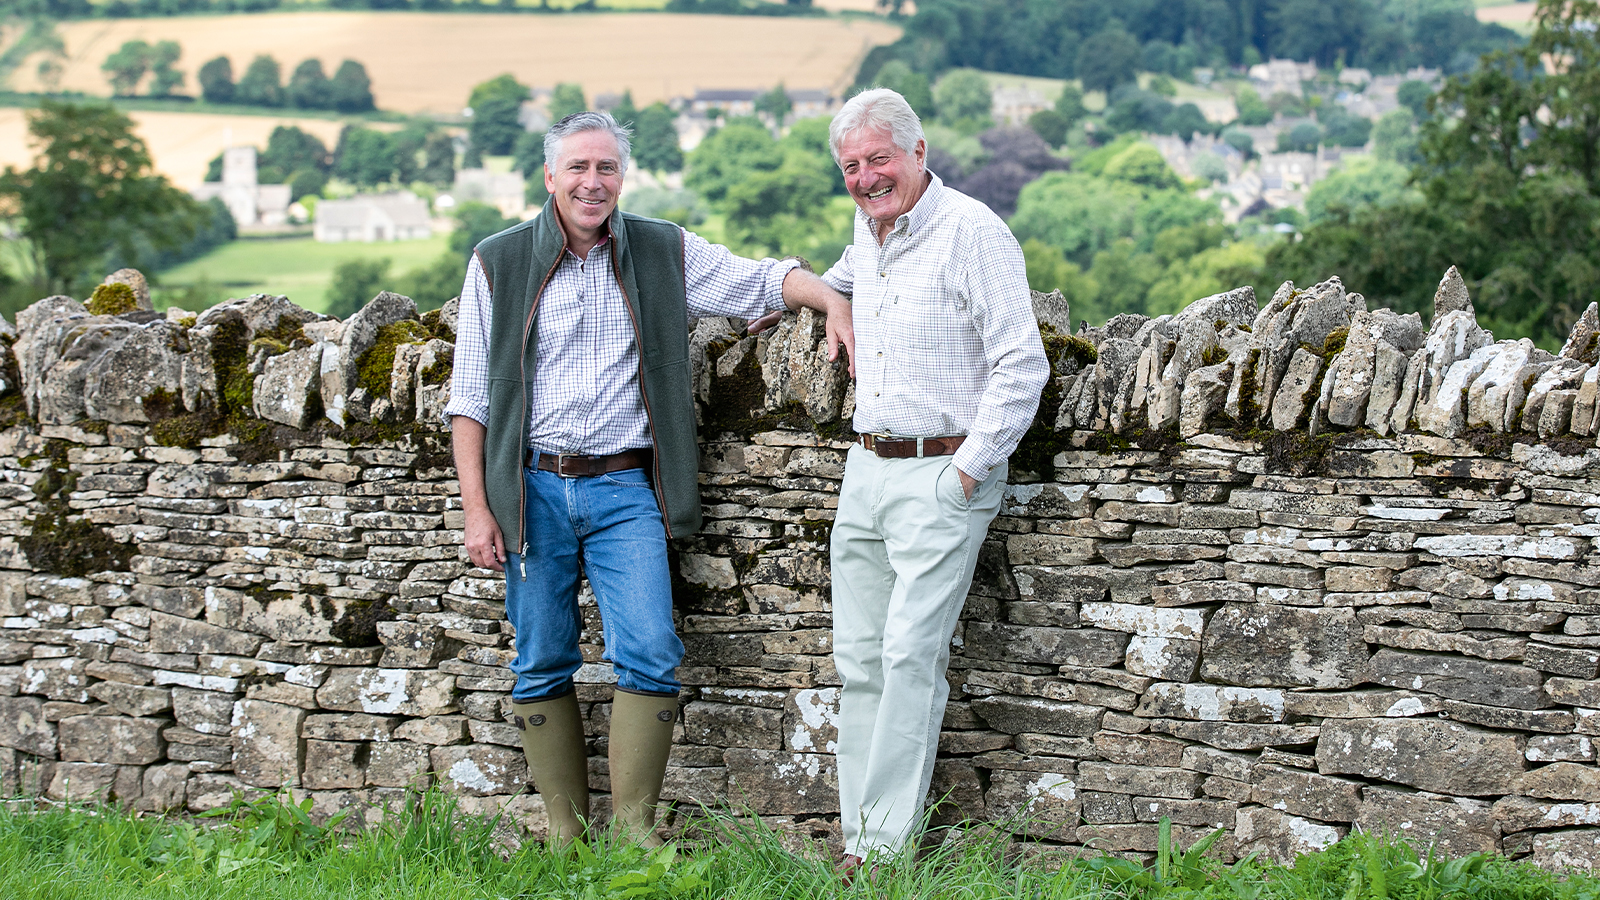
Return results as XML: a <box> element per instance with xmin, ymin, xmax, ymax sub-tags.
<box><xmin>154</xmin><ymin>232</ymin><xmax>454</xmax><ymax>315</ymax></box>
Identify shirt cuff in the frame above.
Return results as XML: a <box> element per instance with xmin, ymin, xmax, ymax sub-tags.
<box><xmin>763</xmin><ymin>257</ymin><xmax>803</xmax><ymax>313</ymax></box>
<box><xmin>953</xmin><ymin>438</ymin><xmax>1001</xmax><ymax>484</ymax></box>
<box><xmin>441</xmin><ymin>398</ymin><xmax>489</xmax><ymax>430</ymax></box>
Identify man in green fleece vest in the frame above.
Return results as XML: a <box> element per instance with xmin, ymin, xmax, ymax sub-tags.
<box><xmin>444</xmin><ymin>111</ymin><xmax>851</xmax><ymax>848</ymax></box>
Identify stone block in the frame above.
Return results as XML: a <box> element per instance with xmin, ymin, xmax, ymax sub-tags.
<box><xmin>148</xmin><ymin>611</ymin><xmax>263</xmax><ymax>657</ymax></box>
<box><xmin>303</xmin><ymin>740</ymin><xmax>367</xmax><ymax>790</ymax></box>
<box><xmin>1532</xmin><ymin>829</ymin><xmax>1600</xmax><ymax>872</ymax></box>
<box><xmin>46</xmin><ymin>761</ymin><xmax>118</xmax><ymax>803</ymax></box>
<box><xmin>1371</xmin><ymin>650</ymin><xmax>1546</xmax><ymax>710</ymax></box>
<box><xmin>1077</xmin><ymin>762</ymin><xmax>1202</xmax><ymax>799</ymax></box>
<box><xmin>366</xmin><ymin>741</ymin><xmax>433</xmax><ymax>789</ymax></box>
<box><xmin>20</xmin><ymin>658</ymin><xmax>90</xmax><ymax>702</ymax></box>
<box><xmin>1135</xmin><ymin>683</ymin><xmax>1286</xmax><ymax>723</ymax></box>
<box><xmin>59</xmin><ymin>715</ymin><xmax>166</xmax><ymax>765</ymax></box>
<box><xmin>1250</xmin><ymin>764</ymin><xmax>1362</xmax><ymax>822</ymax></box>
<box><xmin>1201</xmin><ymin>604</ymin><xmax>1368</xmax><ymax>688</ymax></box>
<box><xmin>393</xmin><ymin>715</ymin><xmax>468</xmax><ymax>745</ymax></box>
<box><xmin>1316</xmin><ymin>717</ymin><xmax>1525</xmax><ymax>795</ymax></box>
<box><xmin>303</xmin><ymin>713</ymin><xmax>399</xmax><ymax>742</ymax></box>
<box><xmin>173</xmin><ymin>687</ymin><xmax>239</xmax><ymax>734</ymax></box>
<box><xmin>137</xmin><ymin>763</ymin><xmax>190</xmax><ymax>813</ymax></box>
<box><xmin>725</xmin><ymin>749</ymin><xmax>835</xmax><ymax>815</ymax></box>
<box><xmin>784</xmin><ymin>687</ymin><xmax>839</xmax><ymax>754</ymax></box>
<box><xmin>316</xmin><ymin>668</ymin><xmax>457</xmax><ymax>717</ymax></box>
<box><xmin>376</xmin><ymin>621</ymin><xmax>462</xmax><ymax>668</ymax></box>
<box><xmin>1124</xmin><ymin>637</ymin><xmax>1201</xmax><ymax>681</ymax></box>
<box><xmin>88</xmin><ymin>681</ymin><xmax>171</xmax><ymax>718</ymax></box>
<box><xmin>0</xmin><ymin>696</ymin><xmax>56</xmax><ymax>756</ymax></box>
<box><xmin>963</xmin><ymin>623</ymin><xmax>1128</xmax><ymax>667</ymax></box>
<box><xmin>971</xmin><ymin>696</ymin><xmax>1103</xmax><ymax>736</ymax></box>
<box><xmin>1234</xmin><ymin>807</ymin><xmax>1343</xmax><ymax>864</ymax></box>
<box><xmin>983</xmin><ymin>768</ymin><xmax>1077</xmax><ymax>839</ymax></box>
<box><xmin>430</xmin><ymin>744</ymin><xmax>527</xmax><ymax>797</ymax></box>
<box><xmin>928</xmin><ymin>758</ymin><xmax>987</xmax><ymax>826</ymax></box>
<box><xmin>232</xmin><ymin>700</ymin><xmax>307</xmax><ymax>788</ymax></box>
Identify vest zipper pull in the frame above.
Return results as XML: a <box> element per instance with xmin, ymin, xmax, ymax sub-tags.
<box><xmin>519</xmin><ymin>543</ymin><xmax>528</xmax><ymax>582</ymax></box>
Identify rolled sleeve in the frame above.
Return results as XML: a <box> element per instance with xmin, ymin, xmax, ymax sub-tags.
<box><xmin>682</xmin><ymin>228</ymin><xmax>798</xmax><ymax>320</ymax></box>
<box><xmin>440</xmin><ymin>255</ymin><xmax>492</xmax><ymax>429</ymax></box>
<box><xmin>950</xmin><ymin>225</ymin><xmax>1049</xmax><ymax>481</ymax></box>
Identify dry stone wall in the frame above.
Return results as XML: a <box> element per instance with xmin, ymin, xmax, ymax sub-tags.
<box><xmin>7</xmin><ymin>267</ymin><xmax>1600</xmax><ymax>868</ymax></box>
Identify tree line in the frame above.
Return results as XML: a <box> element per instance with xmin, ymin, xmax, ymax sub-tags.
<box><xmin>197</xmin><ymin>54</ymin><xmax>374</xmax><ymax>112</ymax></box>
<box><xmin>862</xmin><ymin>0</ymin><xmax>1521</xmax><ymax>97</ymax></box>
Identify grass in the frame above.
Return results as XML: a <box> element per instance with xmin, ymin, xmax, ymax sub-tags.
<box><xmin>1</xmin><ymin>790</ymin><xmax>1598</xmax><ymax>900</ymax></box>
<box><xmin>153</xmin><ymin>232</ymin><xmax>451</xmax><ymax>315</ymax></box>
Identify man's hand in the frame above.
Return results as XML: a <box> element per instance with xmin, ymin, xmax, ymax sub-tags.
<box><xmin>779</xmin><ymin>268</ymin><xmax>856</xmax><ymax>377</ymax></box>
<box><xmin>958</xmin><ymin>468</ymin><xmax>977</xmax><ymax>501</ymax></box>
<box><xmin>464</xmin><ymin>504</ymin><xmax>506</xmax><ymax>572</ymax></box>
<box><xmin>747</xmin><ymin>309</ymin><xmax>784</xmax><ymax>334</ymax></box>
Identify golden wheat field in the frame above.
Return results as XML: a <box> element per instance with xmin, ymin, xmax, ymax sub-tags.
<box><xmin>0</xmin><ymin>107</ymin><xmax>359</xmax><ymax>186</ymax></box>
<box><xmin>1</xmin><ymin>12</ymin><xmax>901</xmax><ymax>113</ymax></box>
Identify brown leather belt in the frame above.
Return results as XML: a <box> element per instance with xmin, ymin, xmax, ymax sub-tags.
<box><xmin>530</xmin><ymin>448</ymin><xmax>652</xmax><ymax>477</ymax></box>
<box><xmin>858</xmin><ymin>434</ymin><xmax>966</xmax><ymax>459</ymax></box>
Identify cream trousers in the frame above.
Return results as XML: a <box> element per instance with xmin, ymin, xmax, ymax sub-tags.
<box><xmin>830</xmin><ymin>443</ymin><xmax>1005</xmax><ymax>856</ymax></box>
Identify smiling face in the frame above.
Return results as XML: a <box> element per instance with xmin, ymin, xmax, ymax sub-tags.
<box><xmin>544</xmin><ymin>128</ymin><xmax>625</xmax><ymax>256</ymax></box>
<box><xmin>835</xmin><ymin>126</ymin><xmax>927</xmax><ymax>239</ymax></box>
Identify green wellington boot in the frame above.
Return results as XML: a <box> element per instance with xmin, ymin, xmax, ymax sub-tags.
<box><xmin>608</xmin><ymin>691</ymin><xmax>678</xmax><ymax>847</ymax></box>
<box><xmin>512</xmin><ymin>692</ymin><xmax>590</xmax><ymax>848</ymax></box>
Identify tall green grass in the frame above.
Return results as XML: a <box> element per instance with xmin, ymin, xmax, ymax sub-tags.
<box><xmin>1</xmin><ymin>790</ymin><xmax>1597</xmax><ymax>900</ymax></box>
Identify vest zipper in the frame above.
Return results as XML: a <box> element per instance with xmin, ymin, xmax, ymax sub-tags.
<box><xmin>517</xmin><ymin>245</ymin><xmax>560</xmax><ymax>582</ymax></box>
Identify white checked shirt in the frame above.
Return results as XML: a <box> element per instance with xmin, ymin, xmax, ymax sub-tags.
<box><xmin>821</xmin><ymin>172</ymin><xmax>1048</xmax><ymax>481</ymax></box>
<box><xmin>445</xmin><ymin>227</ymin><xmax>796</xmax><ymax>454</ymax></box>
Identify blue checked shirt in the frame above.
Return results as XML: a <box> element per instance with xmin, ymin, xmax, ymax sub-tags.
<box><xmin>445</xmin><ymin>228</ymin><xmax>796</xmax><ymax>455</ymax></box>
<box><xmin>821</xmin><ymin>172</ymin><xmax>1048</xmax><ymax>481</ymax></box>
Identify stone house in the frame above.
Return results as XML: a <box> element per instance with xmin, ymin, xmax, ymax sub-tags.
<box><xmin>312</xmin><ymin>192</ymin><xmax>432</xmax><ymax>243</ymax></box>
<box><xmin>450</xmin><ymin>169</ymin><xmax>527</xmax><ymax>219</ymax></box>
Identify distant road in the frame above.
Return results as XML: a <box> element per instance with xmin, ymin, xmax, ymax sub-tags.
<box><xmin>5</xmin><ymin>11</ymin><xmax>902</xmax><ymax>115</ymax></box>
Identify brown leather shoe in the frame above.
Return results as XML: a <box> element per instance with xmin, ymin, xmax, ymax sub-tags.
<box><xmin>839</xmin><ymin>853</ymin><xmax>868</xmax><ymax>886</ymax></box>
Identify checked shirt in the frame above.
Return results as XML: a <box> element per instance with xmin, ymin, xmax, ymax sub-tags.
<box><xmin>444</xmin><ymin>227</ymin><xmax>796</xmax><ymax>455</ymax></box>
<box><xmin>820</xmin><ymin>172</ymin><xmax>1049</xmax><ymax>481</ymax></box>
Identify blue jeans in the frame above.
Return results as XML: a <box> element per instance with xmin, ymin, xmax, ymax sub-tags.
<box><xmin>504</xmin><ymin>464</ymin><xmax>683</xmax><ymax>701</ymax></box>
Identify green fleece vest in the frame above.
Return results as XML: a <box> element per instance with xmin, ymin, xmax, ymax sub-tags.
<box><xmin>473</xmin><ymin>200</ymin><xmax>700</xmax><ymax>551</ymax></box>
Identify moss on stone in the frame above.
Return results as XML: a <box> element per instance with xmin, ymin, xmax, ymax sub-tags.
<box><xmin>419</xmin><ymin>347</ymin><xmax>454</xmax><ymax>386</ymax></box>
<box><xmin>1201</xmin><ymin>345</ymin><xmax>1229</xmax><ymax>367</ymax></box>
<box><xmin>86</xmin><ymin>283</ymin><xmax>137</xmax><ymax>316</ymax></box>
<box><xmin>1322</xmin><ymin>326</ymin><xmax>1349</xmax><ymax>358</ymax></box>
<box><xmin>330</xmin><ymin>597</ymin><xmax>396</xmax><ymax>647</ymax></box>
<box><xmin>420</xmin><ymin>308</ymin><xmax>456</xmax><ymax>343</ymax></box>
<box><xmin>358</xmin><ymin>320</ymin><xmax>429</xmax><ymax>399</ymax></box>
<box><xmin>1462</xmin><ymin>426</ymin><xmax>1515</xmax><ymax>459</ymax></box>
<box><xmin>21</xmin><ymin>438</ymin><xmax>135</xmax><ymax>576</ymax></box>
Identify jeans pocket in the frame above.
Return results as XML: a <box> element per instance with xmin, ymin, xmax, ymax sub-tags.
<box><xmin>599</xmin><ymin>467</ymin><xmax>651</xmax><ymax>487</ymax></box>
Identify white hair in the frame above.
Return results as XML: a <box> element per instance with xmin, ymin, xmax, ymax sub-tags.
<box><xmin>544</xmin><ymin>111</ymin><xmax>632</xmax><ymax>173</ymax></box>
<box><xmin>828</xmin><ymin>88</ymin><xmax>925</xmax><ymax>164</ymax></box>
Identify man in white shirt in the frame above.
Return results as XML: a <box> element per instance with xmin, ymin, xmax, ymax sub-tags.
<box><xmin>819</xmin><ymin>88</ymin><xmax>1048</xmax><ymax>870</ymax></box>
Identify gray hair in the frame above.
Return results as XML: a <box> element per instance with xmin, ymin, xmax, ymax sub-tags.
<box><xmin>828</xmin><ymin>87</ymin><xmax>924</xmax><ymax>164</ymax></box>
<box><xmin>544</xmin><ymin>111</ymin><xmax>632</xmax><ymax>173</ymax></box>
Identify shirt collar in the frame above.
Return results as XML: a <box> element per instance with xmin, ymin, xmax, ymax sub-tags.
<box><xmin>865</xmin><ymin>169</ymin><xmax>944</xmax><ymax>241</ymax></box>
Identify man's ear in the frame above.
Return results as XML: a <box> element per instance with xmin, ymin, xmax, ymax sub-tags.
<box><xmin>544</xmin><ymin>164</ymin><xmax>555</xmax><ymax>194</ymax></box>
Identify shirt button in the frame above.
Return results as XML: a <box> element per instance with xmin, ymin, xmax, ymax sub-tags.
<box><xmin>874</xmin><ymin>392</ymin><xmax>880</xmax><ymax>397</ymax></box>
<box><xmin>876</xmin><ymin>351</ymin><xmax>882</xmax><ymax>356</ymax></box>
<box><xmin>879</xmin><ymin>272</ymin><xmax>886</xmax><ymax>278</ymax></box>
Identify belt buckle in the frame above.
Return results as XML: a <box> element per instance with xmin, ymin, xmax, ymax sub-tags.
<box><xmin>555</xmin><ymin>453</ymin><xmax>581</xmax><ymax>477</ymax></box>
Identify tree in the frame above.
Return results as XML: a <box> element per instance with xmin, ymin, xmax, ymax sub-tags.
<box><xmin>288</xmin><ymin>59</ymin><xmax>333</xmax><ymax>110</ymax></box>
<box><xmin>1397</xmin><ymin>79</ymin><xmax>1434</xmax><ymax>118</ymax></box>
<box><xmin>1076</xmin><ymin>26</ymin><xmax>1139</xmax><ymax>95</ymax></box>
<box><xmin>1373</xmin><ymin>109</ymin><xmax>1421</xmax><ymax>165</ymax></box>
<box><xmin>260</xmin><ymin>125</ymin><xmax>329</xmax><ymax>176</ymax></box>
<box><xmin>1105</xmin><ymin>89</ymin><xmax>1175</xmax><ymax>135</ymax></box>
<box><xmin>468</xmin><ymin>74</ymin><xmax>530</xmax><ymax>157</ymax></box>
<box><xmin>1234</xmin><ymin>87</ymin><xmax>1272</xmax><ymax>126</ymax></box>
<box><xmin>754</xmin><ymin>83</ymin><xmax>793</xmax><ymax>128</ymax></box>
<box><xmin>1010</xmin><ymin>168</ymin><xmax>1217</xmax><ymax>267</ymax></box>
<box><xmin>1277</xmin><ymin>122</ymin><xmax>1323</xmax><ymax>152</ymax></box>
<box><xmin>685</xmin><ymin>119</ymin><xmax>785</xmax><ymax>204</ymax></box>
<box><xmin>101</xmin><ymin>40</ymin><xmax>150</xmax><ymax>96</ymax></box>
<box><xmin>1055</xmin><ymin>83</ymin><xmax>1086</xmax><ymax>124</ymax></box>
<box><xmin>1029</xmin><ymin>109</ymin><xmax>1069</xmax><ymax>148</ymax></box>
<box><xmin>933</xmin><ymin>68</ymin><xmax>992</xmax><ymax>134</ymax></box>
<box><xmin>512</xmin><ymin>130</ymin><xmax>545</xmax><ymax>179</ymax></box>
<box><xmin>198</xmin><ymin>55</ymin><xmax>233</xmax><ymax>104</ymax></box>
<box><xmin>1318</xmin><ymin>104</ymin><xmax>1374</xmax><ymax>147</ymax></box>
<box><xmin>333</xmin><ymin>127</ymin><xmax>396</xmax><ymax>186</ymax></box>
<box><xmin>632</xmin><ymin>103</ymin><xmax>683</xmax><ymax>173</ymax></box>
<box><xmin>449</xmin><ymin>202</ymin><xmax>518</xmax><ymax>261</ymax></box>
<box><xmin>1221</xmin><ymin>125</ymin><xmax>1254</xmax><ymax>158</ymax></box>
<box><xmin>0</xmin><ymin>100</ymin><xmax>200</xmax><ymax>294</ymax></box>
<box><xmin>236</xmin><ymin>54</ymin><xmax>285</xmax><ymax>107</ymax></box>
<box><xmin>956</xmin><ymin>126</ymin><xmax>1069</xmax><ymax>219</ymax></box>
<box><xmin>548</xmin><ymin>82</ymin><xmax>587</xmax><ymax>122</ymax></box>
<box><xmin>145</xmin><ymin>41</ymin><xmax>183</xmax><ymax>98</ymax></box>
<box><xmin>611</xmin><ymin>90</ymin><xmax>639</xmax><ymax>128</ymax></box>
<box><xmin>330</xmin><ymin>60</ymin><xmax>375</xmax><ymax>113</ymax></box>
<box><xmin>421</xmin><ymin>131</ymin><xmax>456</xmax><ymax>186</ymax></box>
<box><xmin>873</xmin><ymin>60</ymin><xmax>934</xmax><ymax>119</ymax></box>
<box><xmin>1163</xmin><ymin>103</ymin><xmax>1210</xmax><ymax>142</ymax></box>
<box><xmin>1305</xmin><ymin>157</ymin><xmax>1417</xmax><ymax>223</ymax></box>
<box><xmin>326</xmin><ymin>257</ymin><xmax>390</xmax><ymax>320</ymax></box>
